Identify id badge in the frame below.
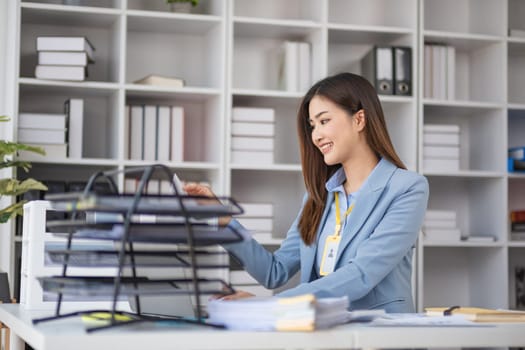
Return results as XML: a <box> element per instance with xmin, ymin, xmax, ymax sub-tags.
<box><xmin>319</xmin><ymin>234</ymin><xmax>341</xmax><ymax>276</ymax></box>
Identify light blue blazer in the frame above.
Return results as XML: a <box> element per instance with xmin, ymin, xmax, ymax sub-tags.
<box><xmin>226</xmin><ymin>158</ymin><xmax>429</xmax><ymax>313</ymax></box>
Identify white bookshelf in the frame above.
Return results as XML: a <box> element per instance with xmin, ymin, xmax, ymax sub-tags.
<box><xmin>2</xmin><ymin>0</ymin><xmax>523</xmax><ymax>311</ymax></box>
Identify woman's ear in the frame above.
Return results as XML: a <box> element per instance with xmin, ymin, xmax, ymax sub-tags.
<box><xmin>354</xmin><ymin>109</ymin><xmax>366</xmax><ymax>131</ymax></box>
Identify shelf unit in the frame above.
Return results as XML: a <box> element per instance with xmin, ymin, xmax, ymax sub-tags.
<box><xmin>2</xmin><ymin>0</ymin><xmax>524</xmax><ymax>311</ymax></box>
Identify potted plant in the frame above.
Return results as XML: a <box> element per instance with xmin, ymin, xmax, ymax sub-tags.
<box><xmin>166</xmin><ymin>0</ymin><xmax>198</xmax><ymax>13</ymax></box>
<box><xmin>0</xmin><ymin>116</ymin><xmax>47</xmax><ymax>223</ymax></box>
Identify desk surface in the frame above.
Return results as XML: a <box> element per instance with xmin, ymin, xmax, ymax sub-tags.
<box><xmin>1</xmin><ymin>304</ymin><xmax>525</xmax><ymax>350</ymax></box>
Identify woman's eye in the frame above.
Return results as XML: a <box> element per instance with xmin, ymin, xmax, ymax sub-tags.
<box><xmin>320</xmin><ymin>119</ymin><xmax>329</xmax><ymax>125</ymax></box>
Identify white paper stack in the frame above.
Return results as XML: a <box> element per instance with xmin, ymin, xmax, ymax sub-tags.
<box><xmin>231</xmin><ymin>107</ymin><xmax>275</xmax><ymax>165</ymax></box>
<box><xmin>35</xmin><ymin>36</ymin><xmax>94</xmax><ymax>81</ymax></box>
<box><xmin>207</xmin><ymin>294</ymin><xmax>350</xmax><ymax>331</ymax></box>
<box><xmin>423</xmin><ymin>209</ymin><xmax>461</xmax><ymax>242</ymax></box>
<box><xmin>423</xmin><ymin>124</ymin><xmax>461</xmax><ymax>172</ymax></box>
<box><xmin>17</xmin><ymin>112</ymin><xmax>68</xmax><ymax>159</ymax></box>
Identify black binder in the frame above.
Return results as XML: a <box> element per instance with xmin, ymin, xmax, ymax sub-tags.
<box><xmin>361</xmin><ymin>46</ymin><xmax>393</xmax><ymax>95</ymax></box>
<box><xmin>394</xmin><ymin>46</ymin><xmax>412</xmax><ymax>96</ymax></box>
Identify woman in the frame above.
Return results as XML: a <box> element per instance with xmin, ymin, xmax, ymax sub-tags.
<box><xmin>185</xmin><ymin>72</ymin><xmax>428</xmax><ymax>313</ymax></box>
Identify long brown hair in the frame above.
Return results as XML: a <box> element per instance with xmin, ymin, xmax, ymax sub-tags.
<box><xmin>297</xmin><ymin>72</ymin><xmax>406</xmax><ymax>245</ymax></box>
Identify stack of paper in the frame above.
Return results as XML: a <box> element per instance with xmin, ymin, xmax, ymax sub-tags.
<box><xmin>231</xmin><ymin>107</ymin><xmax>275</xmax><ymax>165</ymax></box>
<box><xmin>423</xmin><ymin>124</ymin><xmax>461</xmax><ymax>172</ymax></box>
<box><xmin>207</xmin><ymin>294</ymin><xmax>350</xmax><ymax>331</ymax></box>
<box><xmin>423</xmin><ymin>209</ymin><xmax>461</xmax><ymax>242</ymax></box>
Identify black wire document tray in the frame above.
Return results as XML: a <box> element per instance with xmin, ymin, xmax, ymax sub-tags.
<box><xmin>33</xmin><ymin>164</ymin><xmax>244</xmax><ymax>332</ymax></box>
<box><xmin>46</xmin><ymin>192</ymin><xmax>243</xmax><ymax>218</ymax></box>
<box><xmin>45</xmin><ymin>249</ymin><xmax>230</xmax><ymax>268</ymax></box>
<box><xmin>47</xmin><ymin>221</ymin><xmax>249</xmax><ymax>245</ymax></box>
<box><xmin>38</xmin><ymin>276</ymin><xmax>234</xmax><ymax>297</ymax></box>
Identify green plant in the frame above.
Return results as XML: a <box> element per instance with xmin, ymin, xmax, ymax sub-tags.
<box><xmin>0</xmin><ymin>115</ymin><xmax>48</xmax><ymax>223</ymax></box>
<box><xmin>166</xmin><ymin>0</ymin><xmax>199</xmax><ymax>6</ymax></box>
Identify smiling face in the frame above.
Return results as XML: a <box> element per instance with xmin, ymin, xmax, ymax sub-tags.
<box><xmin>308</xmin><ymin>95</ymin><xmax>366</xmax><ymax>166</ymax></box>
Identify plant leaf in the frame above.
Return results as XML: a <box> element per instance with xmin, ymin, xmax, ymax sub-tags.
<box><xmin>0</xmin><ymin>200</ymin><xmax>26</xmax><ymax>224</ymax></box>
<box><xmin>0</xmin><ymin>141</ymin><xmax>46</xmax><ymax>161</ymax></box>
<box><xmin>0</xmin><ymin>178</ymin><xmax>48</xmax><ymax>196</ymax></box>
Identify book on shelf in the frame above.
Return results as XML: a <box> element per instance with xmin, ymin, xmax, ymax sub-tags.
<box><xmin>510</xmin><ymin>210</ymin><xmax>525</xmax><ymax>222</ymax></box>
<box><xmin>18</xmin><ymin>112</ymin><xmax>67</xmax><ymax>130</ymax></box>
<box><xmin>38</xmin><ymin>51</ymin><xmax>91</xmax><ymax>66</ymax></box>
<box><xmin>508</xmin><ymin>158</ymin><xmax>525</xmax><ymax>172</ymax></box>
<box><xmin>133</xmin><ymin>74</ymin><xmax>185</xmax><ymax>88</ymax></box>
<box><xmin>425</xmin><ymin>306</ymin><xmax>525</xmax><ymax>322</ymax></box>
<box><xmin>423</xmin><ymin>133</ymin><xmax>460</xmax><ymax>146</ymax></box>
<box><xmin>231</xmin><ymin>122</ymin><xmax>275</xmax><ymax>137</ymax></box>
<box><xmin>127</xmin><ymin>104</ymin><xmax>185</xmax><ymax>162</ymax></box>
<box><xmin>423</xmin><ymin>124</ymin><xmax>460</xmax><ymax>134</ymax></box>
<box><xmin>423</xmin><ymin>158</ymin><xmax>459</xmax><ymax>172</ymax></box>
<box><xmin>277</xmin><ymin>41</ymin><xmax>311</xmax><ymax>92</ymax></box>
<box><xmin>170</xmin><ymin>106</ymin><xmax>184</xmax><ymax>162</ymax></box>
<box><xmin>65</xmin><ymin>98</ymin><xmax>84</xmax><ymax>158</ymax></box>
<box><xmin>36</xmin><ymin>36</ymin><xmax>95</xmax><ymax>60</ymax></box>
<box><xmin>423</xmin><ymin>145</ymin><xmax>460</xmax><ymax>159</ymax></box>
<box><xmin>461</xmin><ymin>235</ymin><xmax>496</xmax><ymax>243</ymax></box>
<box><xmin>232</xmin><ymin>107</ymin><xmax>275</xmax><ymax>123</ymax></box>
<box><xmin>231</xmin><ymin>136</ymin><xmax>274</xmax><ymax>152</ymax></box>
<box><xmin>423</xmin><ymin>228</ymin><xmax>461</xmax><ymax>241</ymax></box>
<box><xmin>509</xmin><ymin>146</ymin><xmax>525</xmax><ymax>160</ymax></box>
<box><xmin>17</xmin><ymin>143</ymin><xmax>68</xmax><ymax>160</ymax></box>
<box><xmin>425</xmin><ymin>209</ymin><xmax>457</xmax><ymax>221</ymax></box>
<box><xmin>18</xmin><ymin>128</ymin><xmax>66</xmax><ymax>144</ymax></box>
<box><xmin>509</xmin><ymin>28</ymin><xmax>525</xmax><ymax>38</ymax></box>
<box><xmin>511</xmin><ymin>221</ymin><xmax>525</xmax><ymax>232</ymax></box>
<box><xmin>423</xmin><ymin>44</ymin><xmax>455</xmax><ymax>100</ymax></box>
<box><xmin>35</xmin><ymin>65</ymin><xmax>87</xmax><ymax>81</ymax></box>
<box><xmin>237</xmin><ymin>203</ymin><xmax>274</xmax><ymax>217</ymax></box>
<box><xmin>231</xmin><ymin>150</ymin><xmax>274</xmax><ymax>164</ymax></box>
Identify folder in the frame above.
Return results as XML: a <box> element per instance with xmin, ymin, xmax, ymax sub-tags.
<box><xmin>393</xmin><ymin>47</ymin><xmax>412</xmax><ymax>96</ymax></box>
<box><xmin>362</xmin><ymin>46</ymin><xmax>393</xmax><ymax>95</ymax></box>
<box><xmin>426</xmin><ymin>306</ymin><xmax>525</xmax><ymax>322</ymax></box>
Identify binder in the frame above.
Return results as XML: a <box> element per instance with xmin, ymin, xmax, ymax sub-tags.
<box><xmin>393</xmin><ymin>47</ymin><xmax>412</xmax><ymax>96</ymax></box>
<box><xmin>361</xmin><ymin>46</ymin><xmax>393</xmax><ymax>95</ymax></box>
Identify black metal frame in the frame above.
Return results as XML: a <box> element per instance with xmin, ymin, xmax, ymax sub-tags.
<box><xmin>32</xmin><ymin>164</ymin><xmax>242</xmax><ymax>332</ymax></box>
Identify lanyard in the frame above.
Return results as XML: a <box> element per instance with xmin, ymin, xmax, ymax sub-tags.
<box><xmin>334</xmin><ymin>191</ymin><xmax>355</xmax><ymax>236</ymax></box>
<box><xmin>319</xmin><ymin>191</ymin><xmax>355</xmax><ymax>276</ymax></box>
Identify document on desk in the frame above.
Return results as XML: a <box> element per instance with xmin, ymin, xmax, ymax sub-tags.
<box><xmin>207</xmin><ymin>294</ymin><xmax>353</xmax><ymax>331</ymax></box>
<box><xmin>369</xmin><ymin>313</ymin><xmax>489</xmax><ymax>327</ymax></box>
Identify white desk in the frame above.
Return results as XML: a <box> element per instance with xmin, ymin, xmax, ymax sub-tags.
<box><xmin>1</xmin><ymin>304</ymin><xmax>525</xmax><ymax>350</ymax></box>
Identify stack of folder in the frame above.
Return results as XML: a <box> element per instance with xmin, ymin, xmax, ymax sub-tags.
<box><xmin>422</xmin><ymin>209</ymin><xmax>461</xmax><ymax>242</ymax></box>
<box><xmin>423</xmin><ymin>124</ymin><xmax>461</xmax><ymax>172</ymax></box>
<box><xmin>231</xmin><ymin>107</ymin><xmax>275</xmax><ymax>164</ymax></box>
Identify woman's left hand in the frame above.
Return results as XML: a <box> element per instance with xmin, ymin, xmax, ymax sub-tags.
<box><xmin>212</xmin><ymin>290</ymin><xmax>255</xmax><ymax>301</ymax></box>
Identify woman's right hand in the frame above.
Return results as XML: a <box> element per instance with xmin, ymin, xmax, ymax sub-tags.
<box><xmin>183</xmin><ymin>182</ymin><xmax>232</xmax><ymax>226</ymax></box>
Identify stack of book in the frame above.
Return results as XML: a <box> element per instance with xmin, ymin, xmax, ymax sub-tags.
<box><xmin>277</xmin><ymin>41</ymin><xmax>311</xmax><ymax>92</ymax></box>
<box><xmin>424</xmin><ymin>43</ymin><xmax>455</xmax><ymax>100</ymax></box>
<box><xmin>235</xmin><ymin>202</ymin><xmax>274</xmax><ymax>241</ymax></box>
<box><xmin>229</xmin><ymin>270</ymin><xmax>273</xmax><ymax>297</ymax></box>
<box><xmin>17</xmin><ymin>112</ymin><xmax>68</xmax><ymax>159</ymax></box>
<box><xmin>17</xmin><ymin>99</ymin><xmax>83</xmax><ymax>160</ymax></box>
<box><xmin>126</xmin><ymin>104</ymin><xmax>184</xmax><ymax>162</ymax></box>
<box><xmin>508</xmin><ymin>146</ymin><xmax>525</xmax><ymax>172</ymax></box>
<box><xmin>422</xmin><ymin>209</ymin><xmax>461</xmax><ymax>242</ymax></box>
<box><xmin>231</xmin><ymin>107</ymin><xmax>275</xmax><ymax>165</ymax></box>
<box><xmin>423</xmin><ymin>124</ymin><xmax>461</xmax><ymax>172</ymax></box>
<box><xmin>236</xmin><ymin>202</ymin><xmax>274</xmax><ymax>241</ymax></box>
<box><xmin>35</xmin><ymin>36</ymin><xmax>94</xmax><ymax>81</ymax></box>
<box><xmin>510</xmin><ymin>209</ymin><xmax>525</xmax><ymax>240</ymax></box>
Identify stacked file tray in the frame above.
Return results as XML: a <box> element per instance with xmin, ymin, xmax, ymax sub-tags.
<box><xmin>34</xmin><ymin>164</ymin><xmax>245</xmax><ymax>332</ymax></box>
